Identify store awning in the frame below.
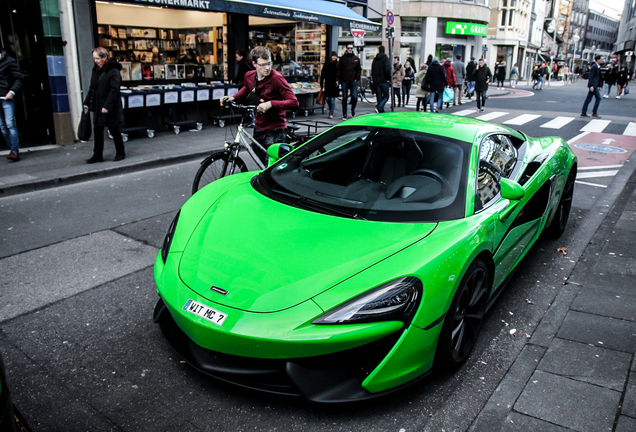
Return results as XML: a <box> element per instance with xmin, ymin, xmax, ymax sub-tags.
<box><xmin>121</xmin><ymin>0</ymin><xmax>381</xmax><ymax>31</ymax></box>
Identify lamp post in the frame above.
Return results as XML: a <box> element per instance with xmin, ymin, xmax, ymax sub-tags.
<box><xmin>546</xmin><ymin>18</ymin><xmax>563</xmax><ymax>86</ymax></box>
<box><xmin>570</xmin><ymin>33</ymin><xmax>580</xmax><ymax>82</ymax></box>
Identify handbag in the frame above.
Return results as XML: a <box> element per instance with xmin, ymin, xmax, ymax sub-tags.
<box><xmin>421</xmin><ymin>74</ymin><xmax>432</xmax><ymax>92</ymax></box>
<box><xmin>442</xmin><ymin>87</ymin><xmax>454</xmax><ymax>103</ymax></box>
<box><xmin>625</xmin><ymin>86</ymin><xmax>630</xmax><ymax>95</ymax></box>
<box><xmin>316</xmin><ymin>90</ymin><xmax>326</xmax><ymax>105</ymax></box>
<box><xmin>78</xmin><ymin>107</ymin><xmax>92</xmax><ymax>141</ymax></box>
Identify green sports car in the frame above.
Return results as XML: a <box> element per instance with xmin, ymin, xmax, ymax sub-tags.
<box><xmin>153</xmin><ymin>112</ymin><xmax>577</xmax><ymax>402</ymax></box>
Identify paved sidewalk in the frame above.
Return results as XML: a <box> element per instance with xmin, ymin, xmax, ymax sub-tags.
<box><xmin>470</xmin><ymin>157</ymin><xmax>636</xmax><ymax>432</ymax></box>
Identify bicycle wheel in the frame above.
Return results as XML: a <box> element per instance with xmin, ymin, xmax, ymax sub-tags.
<box><xmin>192</xmin><ymin>151</ymin><xmax>248</xmax><ymax>194</ymax></box>
<box><xmin>361</xmin><ymin>85</ymin><xmax>376</xmax><ymax>104</ymax></box>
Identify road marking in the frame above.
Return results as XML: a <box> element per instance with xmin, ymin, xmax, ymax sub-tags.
<box><xmin>575</xmin><ymin>180</ymin><xmax>608</xmax><ymax>188</ymax></box>
<box><xmin>453</xmin><ymin>109</ymin><xmax>477</xmax><ymax>116</ymax></box>
<box><xmin>503</xmin><ymin>114</ymin><xmax>542</xmax><ymax>125</ymax></box>
<box><xmin>541</xmin><ymin>117</ymin><xmax>575</xmax><ymax>129</ymax></box>
<box><xmin>624</xmin><ymin>122</ymin><xmax>636</xmax><ymax>136</ymax></box>
<box><xmin>576</xmin><ymin>170</ymin><xmax>619</xmax><ymax>179</ymax></box>
<box><xmin>580</xmin><ymin>119</ymin><xmax>611</xmax><ymax>133</ymax></box>
<box><xmin>578</xmin><ymin>164</ymin><xmax>623</xmax><ymax>170</ymax></box>
<box><xmin>476</xmin><ymin>111</ymin><xmax>508</xmax><ymax>121</ymax></box>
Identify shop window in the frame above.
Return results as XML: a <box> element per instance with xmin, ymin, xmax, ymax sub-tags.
<box><xmin>401</xmin><ymin>18</ymin><xmax>423</xmax><ymax>37</ymax></box>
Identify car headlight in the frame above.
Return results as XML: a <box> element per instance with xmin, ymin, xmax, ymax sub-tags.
<box><xmin>313</xmin><ymin>277</ymin><xmax>422</xmax><ymax>324</ymax></box>
<box><xmin>161</xmin><ymin>211</ymin><xmax>180</xmax><ymax>264</ymax></box>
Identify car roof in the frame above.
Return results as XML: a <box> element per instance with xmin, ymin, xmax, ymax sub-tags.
<box><xmin>339</xmin><ymin>112</ymin><xmax>522</xmax><ymax>144</ymax></box>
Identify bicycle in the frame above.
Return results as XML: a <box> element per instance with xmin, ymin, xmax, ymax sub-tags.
<box><xmin>192</xmin><ymin>102</ymin><xmax>324</xmax><ymax>194</ymax></box>
<box><xmin>337</xmin><ymin>77</ymin><xmax>376</xmax><ymax>104</ymax></box>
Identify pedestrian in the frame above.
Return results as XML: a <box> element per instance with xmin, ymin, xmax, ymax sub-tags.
<box><xmin>474</xmin><ymin>58</ymin><xmax>492</xmax><ymax>112</ymax></box>
<box><xmin>442</xmin><ymin>58</ymin><xmax>456</xmax><ymax>109</ymax></box>
<box><xmin>531</xmin><ymin>65</ymin><xmax>539</xmax><ymax>89</ymax></box>
<box><xmin>336</xmin><ymin>43</ymin><xmax>361</xmax><ymax>119</ymax></box>
<box><xmin>402</xmin><ymin>61</ymin><xmax>414</xmax><ymax>107</ymax></box>
<box><xmin>83</xmin><ymin>47</ymin><xmax>125</xmax><ymax>163</ymax></box>
<box><xmin>536</xmin><ymin>63</ymin><xmax>546</xmax><ymax>90</ymax></box>
<box><xmin>0</xmin><ymin>45</ymin><xmax>23</xmax><ymax>162</ymax></box>
<box><xmin>616</xmin><ymin>66</ymin><xmax>628</xmax><ymax>99</ymax></box>
<box><xmin>224</xmin><ymin>46</ymin><xmax>299</xmax><ymax>163</ymax></box>
<box><xmin>465</xmin><ymin>57</ymin><xmax>476</xmax><ymax>99</ymax></box>
<box><xmin>371</xmin><ymin>45</ymin><xmax>391</xmax><ymax>113</ymax></box>
<box><xmin>495</xmin><ymin>60</ymin><xmax>506</xmax><ymax>89</ymax></box>
<box><xmin>392</xmin><ymin>56</ymin><xmax>404</xmax><ymax>107</ymax></box>
<box><xmin>422</xmin><ymin>57</ymin><xmax>446</xmax><ymax>113</ymax></box>
<box><xmin>581</xmin><ymin>54</ymin><xmax>604</xmax><ymax>119</ymax></box>
<box><xmin>510</xmin><ymin>63</ymin><xmax>519</xmax><ymax>88</ymax></box>
<box><xmin>406</xmin><ymin>56</ymin><xmax>417</xmax><ymax>73</ymax></box>
<box><xmin>426</xmin><ymin>54</ymin><xmax>433</xmax><ymax>66</ymax></box>
<box><xmin>320</xmin><ymin>51</ymin><xmax>339</xmax><ymax>118</ymax></box>
<box><xmin>232</xmin><ymin>50</ymin><xmax>253</xmax><ymax>86</ymax></box>
<box><xmin>414</xmin><ymin>64</ymin><xmax>429</xmax><ymax>112</ymax></box>
<box><xmin>603</xmin><ymin>64</ymin><xmax>617</xmax><ymax>98</ymax></box>
<box><xmin>452</xmin><ymin>55</ymin><xmax>466</xmax><ymax>106</ymax></box>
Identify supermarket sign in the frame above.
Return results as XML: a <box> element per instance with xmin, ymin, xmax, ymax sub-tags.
<box><xmin>445</xmin><ymin>22</ymin><xmax>488</xmax><ymax>37</ymax></box>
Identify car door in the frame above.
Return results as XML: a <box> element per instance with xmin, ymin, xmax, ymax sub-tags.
<box><xmin>474</xmin><ymin>134</ymin><xmax>542</xmax><ymax>292</ymax></box>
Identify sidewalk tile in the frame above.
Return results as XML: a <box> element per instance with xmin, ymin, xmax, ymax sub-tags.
<box><xmin>515</xmin><ymin>370</ymin><xmax>620</xmax><ymax>431</ymax></box>
<box><xmin>622</xmin><ymin>378</ymin><xmax>636</xmax><ymax>418</ymax></box>
<box><xmin>616</xmin><ymin>416</ymin><xmax>636</xmax><ymax>432</ymax></box>
<box><xmin>557</xmin><ymin>310</ymin><xmax>636</xmax><ymax>353</ymax></box>
<box><xmin>538</xmin><ymin>338</ymin><xmax>631</xmax><ymax>391</ymax></box>
<box><xmin>499</xmin><ymin>412</ymin><xmax>574</xmax><ymax>431</ymax></box>
<box><xmin>571</xmin><ymin>286</ymin><xmax>636</xmax><ymax>321</ymax></box>
<box><xmin>615</xmin><ymin>211</ymin><xmax>636</xmax><ymax>231</ymax></box>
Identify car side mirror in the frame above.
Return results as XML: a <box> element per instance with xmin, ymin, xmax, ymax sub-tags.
<box><xmin>267</xmin><ymin>144</ymin><xmax>292</xmax><ymax>166</ymax></box>
<box><xmin>500</xmin><ymin>178</ymin><xmax>524</xmax><ymax>200</ymax></box>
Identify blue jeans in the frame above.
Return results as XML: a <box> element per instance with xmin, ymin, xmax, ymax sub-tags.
<box><xmin>341</xmin><ymin>81</ymin><xmax>358</xmax><ymax>116</ymax></box>
<box><xmin>582</xmin><ymin>86</ymin><xmax>602</xmax><ymax>115</ymax></box>
<box><xmin>326</xmin><ymin>97</ymin><xmax>336</xmax><ymax>115</ymax></box>
<box><xmin>604</xmin><ymin>83</ymin><xmax>613</xmax><ymax>96</ymax></box>
<box><xmin>537</xmin><ymin>77</ymin><xmax>544</xmax><ymax>90</ymax></box>
<box><xmin>0</xmin><ymin>99</ymin><xmax>19</xmax><ymax>153</ymax></box>
<box><xmin>374</xmin><ymin>82</ymin><xmax>390</xmax><ymax>112</ymax></box>
<box><xmin>428</xmin><ymin>91</ymin><xmax>443</xmax><ymax>111</ymax></box>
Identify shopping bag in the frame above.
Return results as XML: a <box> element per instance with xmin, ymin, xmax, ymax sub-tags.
<box><xmin>442</xmin><ymin>87</ymin><xmax>454</xmax><ymax>103</ymax></box>
<box><xmin>77</xmin><ymin>108</ymin><xmax>92</xmax><ymax>141</ymax></box>
<box><xmin>316</xmin><ymin>91</ymin><xmax>326</xmax><ymax>105</ymax></box>
<box><xmin>624</xmin><ymin>86</ymin><xmax>630</xmax><ymax>95</ymax></box>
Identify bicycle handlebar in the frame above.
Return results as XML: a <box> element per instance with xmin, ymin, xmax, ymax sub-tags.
<box><xmin>222</xmin><ymin>99</ymin><xmax>258</xmax><ymax>111</ymax></box>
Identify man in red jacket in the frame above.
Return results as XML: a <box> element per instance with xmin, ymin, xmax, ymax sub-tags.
<box><xmin>224</xmin><ymin>46</ymin><xmax>298</xmax><ymax>163</ymax></box>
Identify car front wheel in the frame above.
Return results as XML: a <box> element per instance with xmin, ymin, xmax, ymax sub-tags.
<box><xmin>435</xmin><ymin>259</ymin><xmax>489</xmax><ymax>371</ymax></box>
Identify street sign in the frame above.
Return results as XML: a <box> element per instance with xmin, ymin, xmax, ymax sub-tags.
<box><xmin>386</xmin><ymin>11</ymin><xmax>394</xmax><ymax>26</ymax></box>
<box><xmin>550</xmin><ymin>51</ymin><xmax>555</xmax><ymax>57</ymax></box>
<box><xmin>352</xmin><ymin>29</ymin><xmax>365</xmax><ymax>47</ymax></box>
<box><xmin>482</xmin><ymin>46</ymin><xmax>488</xmax><ymax>51</ymax></box>
<box><xmin>386</xmin><ymin>0</ymin><xmax>393</xmax><ymax>10</ymax></box>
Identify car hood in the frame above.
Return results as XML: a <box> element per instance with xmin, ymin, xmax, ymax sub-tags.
<box><xmin>178</xmin><ymin>181</ymin><xmax>436</xmax><ymax>313</ymax></box>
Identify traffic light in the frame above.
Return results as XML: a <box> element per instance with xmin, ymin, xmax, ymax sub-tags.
<box><xmin>385</xmin><ymin>26</ymin><xmax>395</xmax><ymax>39</ymax></box>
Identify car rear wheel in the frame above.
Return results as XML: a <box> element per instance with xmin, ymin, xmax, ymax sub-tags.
<box><xmin>545</xmin><ymin>167</ymin><xmax>575</xmax><ymax>237</ymax></box>
<box><xmin>435</xmin><ymin>259</ymin><xmax>489</xmax><ymax>371</ymax></box>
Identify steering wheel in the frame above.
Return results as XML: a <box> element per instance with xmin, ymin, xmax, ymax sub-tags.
<box><xmin>410</xmin><ymin>169</ymin><xmax>452</xmax><ymax>197</ymax></box>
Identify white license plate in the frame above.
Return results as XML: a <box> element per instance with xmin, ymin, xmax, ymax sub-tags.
<box><xmin>182</xmin><ymin>299</ymin><xmax>227</xmax><ymax>326</ymax></box>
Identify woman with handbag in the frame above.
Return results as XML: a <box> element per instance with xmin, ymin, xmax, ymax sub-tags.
<box><xmin>392</xmin><ymin>57</ymin><xmax>404</xmax><ymax>107</ymax></box>
<box><xmin>414</xmin><ymin>64</ymin><xmax>429</xmax><ymax>112</ymax></box>
<box><xmin>83</xmin><ymin>47</ymin><xmax>125</xmax><ymax>163</ymax></box>
<box><xmin>320</xmin><ymin>52</ymin><xmax>339</xmax><ymax>119</ymax></box>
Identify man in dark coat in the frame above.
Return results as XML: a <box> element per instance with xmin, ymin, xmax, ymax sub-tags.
<box><xmin>474</xmin><ymin>58</ymin><xmax>492</xmax><ymax>112</ymax></box>
<box><xmin>422</xmin><ymin>57</ymin><xmax>446</xmax><ymax>112</ymax></box>
<box><xmin>465</xmin><ymin>57</ymin><xmax>476</xmax><ymax>99</ymax></box>
<box><xmin>337</xmin><ymin>43</ymin><xmax>361</xmax><ymax>119</ymax></box>
<box><xmin>371</xmin><ymin>45</ymin><xmax>391</xmax><ymax>112</ymax></box>
<box><xmin>581</xmin><ymin>54</ymin><xmax>604</xmax><ymax>119</ymax></box>
<box><xmin>0</xmin><ymin>47</ymin><xmax>23</xmax><ymax>162</ymax></box>
<box><xmin>83</xmin><ymin>47</ymin><xmax>126</xmax><ymax>163</ymax></box>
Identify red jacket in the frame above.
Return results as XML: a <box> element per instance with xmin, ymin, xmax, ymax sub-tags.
<box><xmin>233</xmin><ymin>69</ymin><xmax>299</xmax><ymax>130</ymax></box>
<box><xmin>443</xmin><ymin>62</ymin><xmax>457</xmax><ymax>87</ymax></box>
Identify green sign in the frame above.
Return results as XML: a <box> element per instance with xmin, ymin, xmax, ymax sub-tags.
<box><xmin>445</xmin><ymin>22</ymin><xmax>487</xmax><ymax>37</ymax></box>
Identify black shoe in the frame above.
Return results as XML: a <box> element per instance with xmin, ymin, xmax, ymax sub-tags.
<box><xmin>342</xmin><ymin>115</ymin><xmax>347</xmax><ymax>120</ymax></box>
<box><xmin>351</xmin><ymin>111</ymin><xmax>355</xmax><ymax>117</ymax></box>
<box><xmin>7</xmin><ymin>151</ymin><xmax>19</xmax><ymax>162</ymax></box>
<box><xmin>113</xmin><ymin>154</ymin><xmax>126</xmax><ymax>162</ymax></box>
<box><xmin>592</xmin><ymin>113</ymin><xmax>601</xmax><ymax>119</ymax></box>
<box><xmin>580</xmin><ymin>113</ymin><xmax>590</xmax><ymax>118</ymax></box>
<box><xmin>86</xmin><ymin>155</ymin><xmax>104</xmax><ymax>164</ymax></box>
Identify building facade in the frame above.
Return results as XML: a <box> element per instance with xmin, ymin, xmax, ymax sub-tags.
<box><xmin>583</xmin><ymin>3</ymin><xmax>621</xmax><ymax>64</ymax></box>
<box><xmin>486</xmin><ymin>0</ymin><xmax>533</xmax><ymax>78</ymax></box>
<box><xmin>614</xmin><ymin>0</ymin><xmax>634</xmax><ymax>71</ymax></box>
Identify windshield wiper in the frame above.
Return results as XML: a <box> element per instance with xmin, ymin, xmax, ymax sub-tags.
<box><xmin>270</xmin><ymin>185</ymin><xmax>367</xmax><ymax>220</ymax></box>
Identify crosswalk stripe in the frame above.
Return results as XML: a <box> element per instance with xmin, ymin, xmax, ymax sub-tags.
<box><xmin>580</xmin><ymin>119</ymin><xmax>611</xmax><ymax>133</ymax></box>
<box><xmin>453</xmin><ymin>109</ymin><xmax>477</xmax><ymax>116</ymax></box>
<box><xmin>577</xmin><ymin>170</ymin><xmax>619</xmax><ymax>179</ymax></box>
<box><xmin>503</xmin><ymin>114</ymin><xmax>542</xmax><ymax>125</ymax></box>
<box><xmin>578</xmin><ymin>164</ymin><xmax>623</xmax><ymax>170</ymax></box>
<box><xmin>624</xmin><ymin>122</ymin><xmax>636</xmax><ymax>136</ymax></box>
<box><xmin>476</xmin><ymin>112</ymin><xmax>508</xmax><ymax>121</ymax></box>
<box><xmin>541</xmin><ymin>117</ymin><xmax>575</xmax><ymax>129</ymax></box>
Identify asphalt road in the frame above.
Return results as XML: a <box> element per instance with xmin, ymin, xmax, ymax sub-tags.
<box><xmin>0</xmin><ymin>81</ymin><xmax>634</xmax><ymax>431</ymax></box>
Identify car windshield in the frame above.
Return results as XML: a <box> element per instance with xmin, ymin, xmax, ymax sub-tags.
<box><xmin>255</xmin><ymin>125</ymin><xmax>471</xmax><ymax>222</ymax></box>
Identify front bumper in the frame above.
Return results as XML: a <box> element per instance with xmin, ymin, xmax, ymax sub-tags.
<box><xmin>154</xmin><ymin>298</ymin><xmax>427</xmax><ymax>402</ymax></box>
